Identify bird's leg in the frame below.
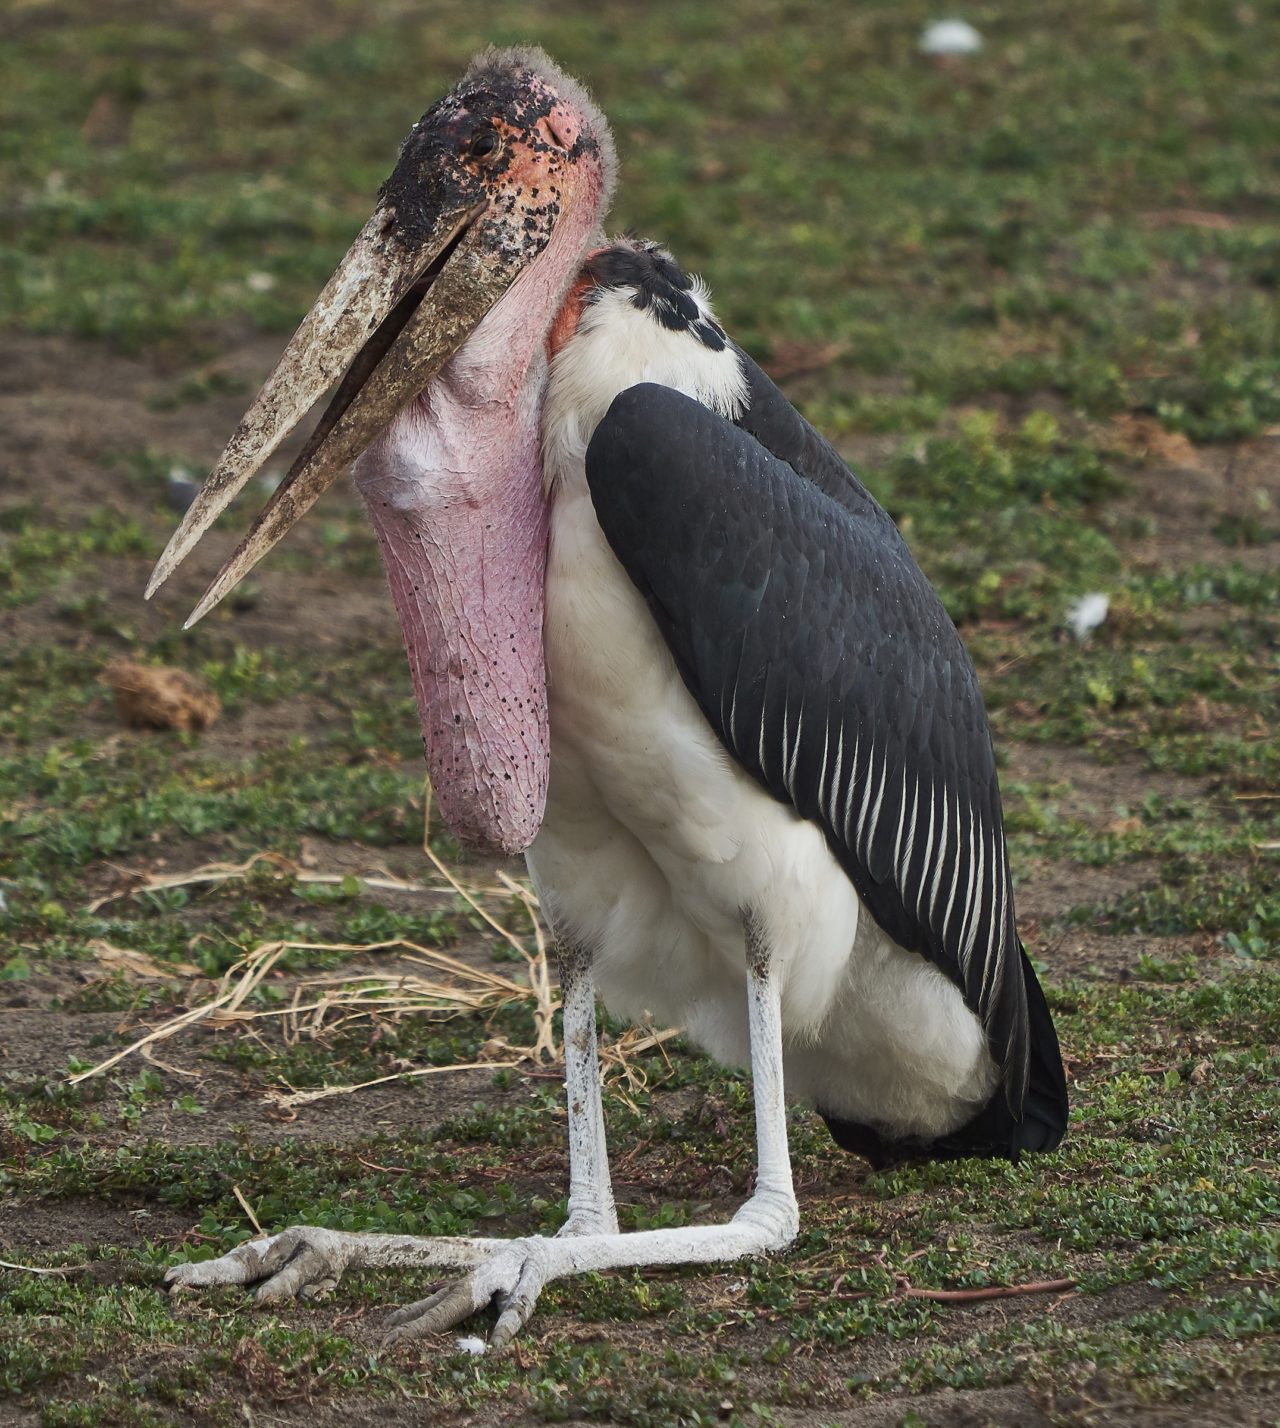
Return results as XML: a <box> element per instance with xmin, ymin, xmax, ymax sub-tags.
<box><xmin>164</xmin><ymin>949</ymin><xmax>613</xmax><ymax>1309</ymax></box>
<box><xmin>168</xmin><ymin>915</ymin><xmax>797</xmax><ymax>1350</ymax></box>
<box><xmin>734</xmin><ymin>912</ymin><xmax>798</xmax><ymax>1232</ymax></box>
<box><xmin>556</xmin><ymin>943</ymin><xmax>619</xmax><ymax>1237</ymax></box>
<box><xmin>383</xmin><ymin>911</ymin><xmax>799</xmax><ymax>1350</ymax></box>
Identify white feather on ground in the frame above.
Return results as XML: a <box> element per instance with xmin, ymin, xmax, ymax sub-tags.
<box><xmin>1066</xmin><ymin>592</ymin><xmax>1110</xmax><ymax>641</ymax></box>
<box><xmin>920</xmin><ymin>20</ymin><xmax>983</xmax><ymax>56</ymax></box>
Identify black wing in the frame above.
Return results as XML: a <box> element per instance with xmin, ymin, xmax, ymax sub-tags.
<box><xmin>585</xmin><ymin>377</ymin><xmax>1061</xmax><ymax>1136</ymax></box>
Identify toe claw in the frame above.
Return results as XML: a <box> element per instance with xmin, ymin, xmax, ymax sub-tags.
<box><xmin>384</xmin><ymin>1285</ymin><xmax>450</xmax><ymax>1332</ymax></box>
<box><xmin>489</xmin><ymin>1305</ymin><xmax>525</xmax><ymax>1352</ymax></box>
<box><xmin>298</xmin><ymin>1277</ymin><xmax>339</xmax><ymax>1301</ymax></box>
<box><xmin>384</xmin><ymin>1278</ymin><xmax>485</xmax><ymax>1344</ymax></box>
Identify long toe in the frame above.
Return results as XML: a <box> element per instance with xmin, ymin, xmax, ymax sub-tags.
<box><xmin>166</xmin><ymin>1238</ymin><xmax>273</xmax><ymax>1291</ymax></box>
<box><xmin>383</xmin><ymin>1284</ymin><xmax>453</xmax><ymax>1331</ymax></box>
<box><xmin>490</xmin><ymin>1257</ymin><xmax>546</xmax><ymax>1351</ymax></box>
<box><xmin>382</xmin><ymin>1276</ymin><xmax>492</xmax><ymax>1345</ymax></box>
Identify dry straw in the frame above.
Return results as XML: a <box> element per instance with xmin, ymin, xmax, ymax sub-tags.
<box><xmin>68</xmin><ymin>849</ymin><xmax>677</xmax><ymax>1100</ymax></box>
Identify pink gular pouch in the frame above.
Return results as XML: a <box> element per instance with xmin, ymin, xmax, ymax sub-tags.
<box><xmin>355</xmin><ymin>348</ymin><xmax>551</xmax><ymax>856</ymax></box>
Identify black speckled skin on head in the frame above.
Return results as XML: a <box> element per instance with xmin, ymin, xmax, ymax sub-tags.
<box><xmin>380</xmin><ymin>57</ymin><xmax>606</xmax><ymax>258</ymax></box>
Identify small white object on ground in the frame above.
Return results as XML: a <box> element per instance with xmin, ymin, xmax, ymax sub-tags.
<box><xmin>1066</xmin><ymin>592</ymin><xmax>1110</xmax><ymax>640</ymax></box>
<box><xmin>455</xmin><ymin>1336</ymin><xmax>487</xmax><ymax>1356</ymax></box>
<box><xmin>920</xmin><ymin>20</ymin><xmax>983</xmax><ymax>56</ymax></box>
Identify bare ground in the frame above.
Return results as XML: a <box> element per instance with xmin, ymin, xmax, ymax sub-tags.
<box><xmin>2</xmin><ymin>329</ymin><xmax>1276</xmax><ymax>1425</ymax></box>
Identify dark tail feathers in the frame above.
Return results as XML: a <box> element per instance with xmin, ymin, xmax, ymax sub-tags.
<box><xmin>821</xmin><ymin>947</ymin><xmax>1068</xmax><ymax>1171</ymax></box>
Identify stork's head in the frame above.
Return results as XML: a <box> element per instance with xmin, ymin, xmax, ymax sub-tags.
<box><xmin>147</xmin><ymin>49</ymin><xmax>615</xmax><ymax>854</ymax></box>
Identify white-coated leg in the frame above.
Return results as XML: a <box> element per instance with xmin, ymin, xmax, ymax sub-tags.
<box><xmin>382</xmin><ymin>913</ymin><xmax>797</xmax><ymax>1349</ymax></box>
<box><xmin>385</xmin><ymin>944</ymin><xmax>617</xmax><ymax>1337</ymax></box>
<box><xmin>556</xmin><ymin>944</ymin><xmax>618</xmax><ymax>1237</ymax></box>
<box><xmin>736</xmin><ymin>912</ymin><xmax>798</xmax><ymax>1235</ymax></box>
<box><xmin>166</xmin><ymin>913</ymin><xmax>799</xmax><ymax>1353</ymax></box>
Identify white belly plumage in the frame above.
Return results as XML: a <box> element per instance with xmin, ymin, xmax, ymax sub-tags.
<box><xmin>528</xmin><ymin>474</ymin><xmax>999</xmax><ymax>1141</ymax></box>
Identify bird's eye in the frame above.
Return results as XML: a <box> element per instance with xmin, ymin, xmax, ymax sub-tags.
<box><xmin>468</xmin><ymin>129</ymin><xmax>502</xmax><ymax>162</ymax></box>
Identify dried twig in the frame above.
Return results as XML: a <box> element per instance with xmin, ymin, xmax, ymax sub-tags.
<box><xmin>89</xmin><ymin>939</ymin><xmax>202</xmax><ymax>979</ymax></box>
<box><xmin>238</xmin><ymin>47</ymin><xmax>310</xmax><ymax>91</ymax></box>
<box><xmin>600</xmin><ymin>1024</ymin><xmax>683</xmax><ymax>1099</ymax></box>
<box><xmin>1140</xmin><ymin>208</ymin><xmax>1236</xmax><ymax>230</ymax></box>
<box><xmin>356</xmin><ymin>1156</ymin><xmax>414</xmax><ymax>1175</ymax></box>
<box><xmin>0</xmin><ymin>1259</ymin><xmax>87</xmax><ymax>1276</ymax></box>
<box><xmin>897</xmin><ymin>1276</ymin><xmax>1077</xmax><ymax>1303</ymax></box>
<box><xmin>70</xmin><ymin>845</ymin><xmax>682</xmax><ymax>1106</ymax></box>
<box><xmin>419</xmin><ymin>842</ymin><xmax>532</xmax><ymax>962</ymax></box>
<box><xmin>86</xmin><ymin>851</ymin><xmax>441</xmax><ymax>914</ymax></box>
<box><xmin>232</xmin><ymin>1184</ymin><xmax>265</xmax><ymax>1238</ymax></box>
<box><xmin>266</xmin><ymin>1059</ymin><xmax>520</xmax><ymax>1109</ymax></box>
<box><xmin>140</xmin><ymin>1045</ymin><xmax>202</xmax><ymax>1079</ymax></box>
<box><xmin>66</xmin><ymin>938</ymin><xmax>533</xmax><ymax>1085</ymax></box>
<box><xmin>66</xmin><ymin>940</ymin><xmax>293</xmax><ymax>1084</ymax></box>
<box><xmin>495</xmin><ymin>869</ymin><xmax>558</xmax><ymax>1063</ymax></box>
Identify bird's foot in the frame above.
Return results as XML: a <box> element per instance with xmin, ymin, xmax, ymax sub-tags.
<box><xmin>386</xmin><ymin>1198</ymin><xmax>799</xmax><ymax>1351</ymax></box>
<box><xmin>166</xmin><ymin>1226</ymin><xmax>561</xmax><ymax>1352</ymax></box>
<box><xmin>165</xmin><ymin>1226</ymin><xmax>498</xmax><ymax>1304</ymax></box>
<box><xmin>166</xmin><ymin>1227</ymin><xmax>342</xmax><ymax>1302</ymax></box>
<box><xmin>166</xmin><ymin>1199</ymin><xmax>797</xmax><ymax>1352</ymax></box>
<box><xmin>383</xmin><ymin>1236</ymin><xmax>553</xmax><ymax>1350</ymax></box>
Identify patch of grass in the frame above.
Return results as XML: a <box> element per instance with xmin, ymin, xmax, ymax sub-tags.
<box><xmin>1004</xmin><ymin>785</ymin><xmax>1277</xmax><ymax>873</ymax></box>
<box><xmin>0</xmin><ymin>507</ymin><xmax>154</xmax><ymax>608</ymax></box>
<box><xmin>864</xmin><ymin>409</ymin><xmax>1124</xmax><ymax>623</ymax></box>
<box><xmin>2</xmin><ymin>0</ymin><xmax>1278</xmax><ymax>440</ymax></box>
<box><xmin>972</xmin><ymin>556</ymin><xmax>1278</xmax><ymax>789</ymax></box>
<box><xmin>4</xmin><ymin>0</ymin><xmax>1279</xmax><ymax>1422</ymax></box>
<box><xmin>4</xmin><ymin>970</ymin><xmax>1278</xmax><ymax>1421</ymax></box>
<box><xmin>1069</xmin><ymin>865</ymin><xmax>1278</xmax><ymax>949</ymax></box>
<box><xmin>883</xmin><ymin>1292</ymin><xmax>1280</xmax><ymax>1404</ymax></box>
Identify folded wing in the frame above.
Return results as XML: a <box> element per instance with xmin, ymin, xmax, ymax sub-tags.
<box><xmin>584</xmin><ymin>373</ymin><xmax>1065</xmax><ymax>1143</ymax></box>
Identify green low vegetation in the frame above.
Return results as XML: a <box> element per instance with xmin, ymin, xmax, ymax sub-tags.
<box><xmin>1</xmin><ymin>0</ymin><xmax>1276</xmax><ymax>1423</ymax></box>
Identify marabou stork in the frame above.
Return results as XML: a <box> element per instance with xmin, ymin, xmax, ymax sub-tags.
<box><xmin>154</xmin><ymin>48</ymin><xmax>1067</xmax><ymax>1348</ymax></box>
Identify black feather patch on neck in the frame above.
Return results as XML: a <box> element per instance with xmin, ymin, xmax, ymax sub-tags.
<box><xmin>584</xmin><ymin>241</ymin><xmax>727</xmax><ymax>351</ymax></box>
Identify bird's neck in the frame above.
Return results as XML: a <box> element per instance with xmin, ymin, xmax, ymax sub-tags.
<box><xmin>346</xmin><ymin>212</ymin><xmax>611</xmax><ymax>857</ymax></box>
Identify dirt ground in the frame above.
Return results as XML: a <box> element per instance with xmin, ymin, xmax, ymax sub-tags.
<box><xmin>2</xmin><ymin>334</ymin><xmax>1278</xmax><ymax>1423</ymax></box>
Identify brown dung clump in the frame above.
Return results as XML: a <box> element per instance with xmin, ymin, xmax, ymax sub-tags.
<box><xmin>103</xmin><ymin>660</ymin><xmax>221</xmax><ymax>732</ymax></box>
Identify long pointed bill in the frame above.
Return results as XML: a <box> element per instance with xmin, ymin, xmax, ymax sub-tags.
<box><xmin>181</xmin><ymin>208</ymin><xmax>535</xmax><ymax>628</ymax></box>
<box><xmin>147</xmin><ymin>210</ymin><xmax>417</xmax><ymax>599</ymax></box>
<box><xmin>145</xmin><ymin>198</ymin><xmax>520</xmax><ymax>623</ymax></box>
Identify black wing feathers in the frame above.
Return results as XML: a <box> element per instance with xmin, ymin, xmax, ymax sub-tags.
<box><xmin>731</xmin><ymin>347</ymin><xmax>887</xmax><ymax>523</ymax></box>
<box><xmin>586</xmin><ymin>382</ymin><xmax>1040</xmax><ymax>1121</ymax></box>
